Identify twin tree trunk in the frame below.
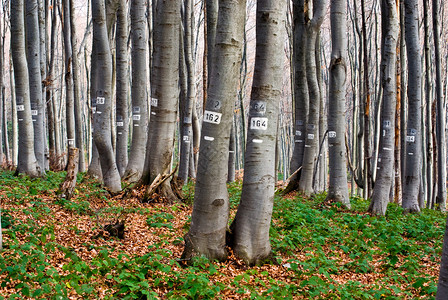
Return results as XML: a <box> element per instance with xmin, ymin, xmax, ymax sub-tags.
<box><xmin>326</xmin><ymin>0</ymin><xmax>350</xmax><ymax>207</ymax></box>
<box><xmin>368</xmin><ymin>0</ymin><xmax>399</xmax><ymax>215</ymax></box>
<box><xmin>230</xmin><ymin>0</ymin><xmax>285</xmax><ymax>265</ymax></box>
<box><xmin>183</xmin><ymin>0</ymin><xmax>246</xmax><ymax>261</ymax></box>
<box><xmin>11</xmin><ymin>0</ymin><xmax>41</xmax><ymax>178</ymax></box>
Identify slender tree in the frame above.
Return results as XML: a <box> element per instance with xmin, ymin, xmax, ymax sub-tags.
<box><xmin>230</xmin><ymin>0</ymin><xmax>285</xmax><ymax>265</ymax></box>
<box><xmin>11</xmin><ymin>0</ymin><xmax>41</xmax><ymax>177</ymax></box>
<box><xmin>183</xmin><ymin>0</ymin><xmax>246</xmax><ymax>261</ymax></box>
<box><xmin>326</xmin><ymin>0</ymin><xmax>350</xmax><ymax>208</ymax></box>
<box><xmin>91</xmin><ymin>0</ymin><xmax>122</xmax><ymax>192</ymax></box>
<box><xmin>124</xmin><ymin>0</ymin><xmax>148</xmax><ymax>182</ymax></box>
<box><xmin>369</xmin><ymin>0</ymin><xmax>399</xmax><ymax>216</ymax></box>
<box><xmin>402</xmin><ymin>0</ymin><xmax>421</xmax><ymax>213</ymax></box>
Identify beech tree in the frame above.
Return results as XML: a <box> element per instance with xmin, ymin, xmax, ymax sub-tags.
<box><xmin>326</xmin><ymin>0</ymin><xmax>350</xmax><ymax>208</ymax></box>
<box><xmin>230</xmin><ymin>0</ymin><xmax>285</xmax><ymax>265</ymax></box>
<box><xmin>183</xmin><ymin>0</ymin><xmax>246</xmax><ymax>261</ymax></box>
<box><xmin>11</xmin><ymin>0</ymin><xmax>41</xmax><ymax>177</ymax></box>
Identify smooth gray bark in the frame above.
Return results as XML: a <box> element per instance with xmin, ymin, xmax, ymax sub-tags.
<box><xmin>326</xmin><ymin>0</ymin><xmax>350</xmax><ymax>208</ymax></box>
<box><xmin>91</xmin><ymin>0</ymin><xmax>122</xmax><ymax>192</ymax></box>
<box><xmin>124</xmin><ymin>0</ymin><xmax>148</xmax><ymax>182</ymax></box>
<box><xmin>11</xmin><ymin>0</ymin><xmax>41</xmax><ymax>177</ymax></box>
<box><xmin>115</xmin><ymin>0</ymin><xmax>129</xmax><ymax>177</ymax></box>
<box><xmin>183</xmin><ymin>0</ymin><xmax>246</xmax><ymax>261</ymax></box>
<box><xmin>143</xmin><ymin>0</ymin><xmax>180</xmax><ymax>200</ymax></box>
<box><xmin>26</xmin><ymin>0</ymin><xmax>46</xmax><ymax>172</ymax></box>
<box><xmin>230</xmin><ymin>0</ymin><xmax>284</xmax><ymax>265</ymax></box>
<box><xmin>369</xmin><ymin>0</ymin><xmax>399</xmax><ymax>216</ymax></box>
<box><xmin>402</xmin><ymin>0</ymin><xmax>421</xmax><ymax>213</ymax></box>
<box><xmin>433</xmin><ymin>0</ymin><xmax>446</xmax><ymax>211</ymax></box>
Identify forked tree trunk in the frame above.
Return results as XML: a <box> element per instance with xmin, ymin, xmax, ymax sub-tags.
<box><xmin>115</xmin><ymin>0</ymin><xmax>129</xmax><ymax>177</ymax></box>
<box><xmin>402</xmin><ymin>0</ymin><xmax>421</xmax><ymax>213</ymax></box>
<box><xmin>183</xmin><ymin>0</ymin><xmax>246</xmax><ymax>261</ymax></box>
<box><xmin>11</xmin><ymin>0</ymin><xmax>41</xmax><ymax>177</ymax></box>
<box><xmin>230</xmin><ymin>0</ymin><xmax>285</xmax><ymax>265</ymax></box>
<box><xmin>326</xmin><ymin>0</ymin><xmax>350</xmax><ymax>208</ymax></box>
<box><xmin>26</xmin><ymin>0</ymin><xmax>46</xmax><ymax>172</ymax></box>
<box><xmin>369</xmin><ymin>0</ymin><xmax>399</xmax><ymax>216</ymax></box>
<box><xmin>142</xmin><ymin>0</ymin><xmax>180</xmax><ymax>201</ymax></box>
<box><xmin>124</xmin><ymin>0</ymin><xmax>148</xmax><ymax>182</ymax></box>
<box><xmin>91</xmin><ymin>0</ymin><xmax>121</xmax><ymax>192</ymax></box>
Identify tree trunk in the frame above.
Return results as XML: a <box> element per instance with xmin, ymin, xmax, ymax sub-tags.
<box><xmin>115</xmin><ymin>0</ymin><xmax>129</xmax><ymax>177</ymax></box>
<box><xmin>91</xmin><ymin>0</ymin><xmax>122</xmax><ymax>192</ymax></box>
<box><xmin>230</xmin><ymin>0</ymin><xmax>285</xmax><ymax>265</ymax></box>
<box><xmin>433</xmin><ymin>0</ymin><xmax>446</xmax><ymax>211</ymax></box>
<box><xmin>368</xmin><ymin>0</ymin><xmax>399</xmax><ymax>216</ymax></box>
<box><xmin>11</xmin><ymin>0</ymin><xmax>41</xmax><ymax>177</ymax></box>
<box><xmin>124</xmin><ymin>0</ymin><xmax>148</xmax><ymax>182</ymax></box>
<box><xmin>183</xmin><ymin>0</ymin><xmax>246</xmax><ymax>261</ymax></box>
<box><xmin>402</xmin><ymin>0</ymin><xmax>421</xmax><ymax>214</ymax></box>
<box><xmin>26</xmin><ymin>0</ymin><xmax>46</xmax><ymax>172</ymax></box>
<box><xmin>326</xmin><ymin>0</ymin><xmax>350</xmax><ymax>208</ymax></box>
<box><xmin>142</xmin><ymin>0</ymin><xmax>180</xmax><ymax>201</ymax></box>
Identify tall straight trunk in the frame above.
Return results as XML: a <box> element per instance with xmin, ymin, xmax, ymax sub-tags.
<box><xmin>70</xmin><ymin>0</ymin><xmax>86</xmax><ymax>172</ymax></box>
<box><xmin>368</xmin><ymin>0</ymin><xmax>399</xmax><ymax>216</ymax></box>
<box><xmin>394</xmin><ymin>0</ymin><xmax>402</xmax><ymax>204</ymax></box>
<box><xmin>142</xmin><ymin>0</ymin><xmax>180</xmax><ymax>200</ymax></box>
<box><xmin>115</xmin><ymin>0</ymin><xmax>128</xmax><ymax>177</ymax></box>
<box><xmin>11</xmin><ymin>0</ymin><xmax>41</xmax><ymax>177</ymax></box>
<box><xmin>0</xmin><ymin>17</ymin><xmax>3</xmax><ymax>164</ymax></box>
<box><xmin>298</xmin><ymin>0</ymin><xmax>327</xmax><ymax>195</ymax></box>
<box><xmin>227</xmin><ymin>122</ymin><xmax>236</xmax><ymax>182</ymax></box>
<box><xmin>46</xmin><ymin>0</ymin><xmax>57</xmax><ymax>167</ymax></box>
<box><xmin>38</xmin><ymin>0</ymin><xmax>47</xmax><ymax>170</ymax></box>
<box><xmin>10</xmin><ymin>57</ymin><xmax>18</xmax><ymax>166</ymax></box>
<box><xmin>327</xmin><ymin>0</ymin><xmax>350</xmax><ymax>208</ymax></box>
<box><xmin>26</xmin><ymin>0</ymin><xmax>46</xmax><ymax>172</ymax></box>
<box><xmin>230</xmin><ymin>0</ymin><xmax>285</xmax><ymax>265</ymax></box>
<box><xmin>284</xmin><ymin>0</ymin><xmax>308</xmax><ymax>193</ymax></box>
<box><xmin>91</xmin><ymin>0</ymin><xmax>121</xmax><ymax>192</ymax></box>
<box><xmin>62</xmin><ymin>0</ymin><xmax>76</xmax><ymax>155</ymax></box>
<box><xmin>124</xmin><ymin>0</ymin><xmax>148</xmax><ymax>182</ymax></box>
<box><xmin>179</xmin><ymin>0</ymin><xmax>196</xmax><ymax>184</ymax></box>
<box><xmin>402</xmin><ymin>0</ymin><xmax>421</xmax><ymax>213</ymax></box>
<box><xmin>183</xmin><ymin>0</ymin><xmax>246</xmax><ymax>261</ymax></box>
<box><xmin>433</xmin><ymin>0</ymin><xmax>446</xmax><ymax>211</ymax></box>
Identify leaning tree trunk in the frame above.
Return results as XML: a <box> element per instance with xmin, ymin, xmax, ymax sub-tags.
<box><xmin>284</xmin><ymin>0</ymin><xmax>308</xmax><ymax>193</ymax></box>
<box><xmin>91</xmin><ymin>0</ymin><xmax>121</xmax><ymax>192</ymax></box>
<box><xmin>402</xmin><ymin>0</ymin><xmax>421</xmax><ymax>214</ymax></box>
<box><xmin>326</xmin><ymin>0</ymin><xmax>350</xmax><ymax>208</ymax></box>
<box><xmin>368</xmin><ymin>0</ymin><xmax>399</xmax><ymax>216</ymax></box>
<box><xmin>298</xmin><ymin>0</ymin><xmax>327</xmax><ymax>195</ymax></box>
<box><xmin>26</xmin><ymin>0</ymin><xmax>46</xmax><ymax>172</ymax></box>
<box><xmin>124</xmin><ymin>0</ymin><xmax>148</xmax><ymax>182</ymax></box>
<box><xmin>230</xmin><ymin>0</ymin><xmax>285</xmax><ymax>265</ymax></box>
<box><xmin>433</xmin><ymin>0</ymin><xmax>446</xmax><ymax>211</ymax></box>
<box><xmin>115</xmin><ymin>0</ymin><xmax>129</xmax><ymax>177</ymax></box>
<box><xmin>142</xmin><ymin>0</ymin><xmax>180</xmax><ymax>201</ymax></box>
<box><xmin>182</xmin><ymin>0</ymin><xmax>246</xmax><ymax>261</ymax></box>
<box><xmin>11</xmin><ymin>0</ymin><xmax>41</xmax><ymax>177</ymax></box>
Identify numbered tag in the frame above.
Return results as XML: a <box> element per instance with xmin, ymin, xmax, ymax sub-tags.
<box><xmin>17</xmin><ymin>105</ymin><xmax>25</xmax><ymax>112</ymax></box>
<box><xmin>296</xmin><ymin>130</ymin><xmax>302</xmax><ymax>136</ymax></box>
<box><xmin>307</xmin><ymin>133</ymin><xmax>315</xmax><ymax>140</ymax></box>
<box><xmin>250</xmin><ymin>117</ymin><xmax>268</xmax><ymax>130</ymax></box>
<box><xmin>97</xmin><ymin>97</ymin><xmax>105</xmax><ymax>105</ymax></box>
<box><xmin>406</xmin><ymin>136</ymin><xmax>415</xmax><ymax>143</ymax></box>
<box><xmin>133</xmin><ymin>106</ymin><xmax>141</xmax><ymax>113</ymax></box>
<box><xmin>150</xmin><ymin>98</ymin><xmax>158</xmax><ymax>107</ymax></box>
<box><xmin>133</xmin><ymin>115</ymin><xmax>141</xmax><ymax>121</ymax></box>
<box><xmin>117</xmin><ymin>121</ymin><xmax>124</xmax><ymax>127</ymax></box>
<box><xmin>31</xmin><ymin>110</ymin><xmax>38</xmax><ymax>116</ymax></box>
<box><xmin>328</xmin><ymin>131</ymin><xmax>337</xmax><ymax>138</ymax></box>
<box><xmin>183</xmin><ymin>136</ymin><xmax>190</xmax><ymax>142</ymax></box>
<box><xmin>203</xmin><ymin>110</ymin><xmax>222</xmax><ymax>124</ymax></box>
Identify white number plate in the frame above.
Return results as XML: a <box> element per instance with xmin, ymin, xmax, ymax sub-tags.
<box><xmin>250</xmin><ymin>117</ymin><xmax>268</xmax><ymax>130</ymax></box>
<box><xmin>17</xmin><ymin>105</ymin><xmax>25</xmax><ymax>111</ymax></box>
<box><xmin>97</xmin><ymin>97</ymin><xmax>105</xmax><ymax>104</ymax></box>
<box><xmin>203</xmin><ymin>110</ymin><xmax>222</xmax><ymax>124</ymax></box>
<box><xmin>133</xmin><ymin>115</ymin><xmax>141</xmax><ymax>121</ymax></box>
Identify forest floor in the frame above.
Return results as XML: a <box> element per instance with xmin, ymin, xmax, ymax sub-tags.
<box><xmin>0</xmin><ymin>170</ymin><xmax>445</xmax><ymax>299</ymax></box>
